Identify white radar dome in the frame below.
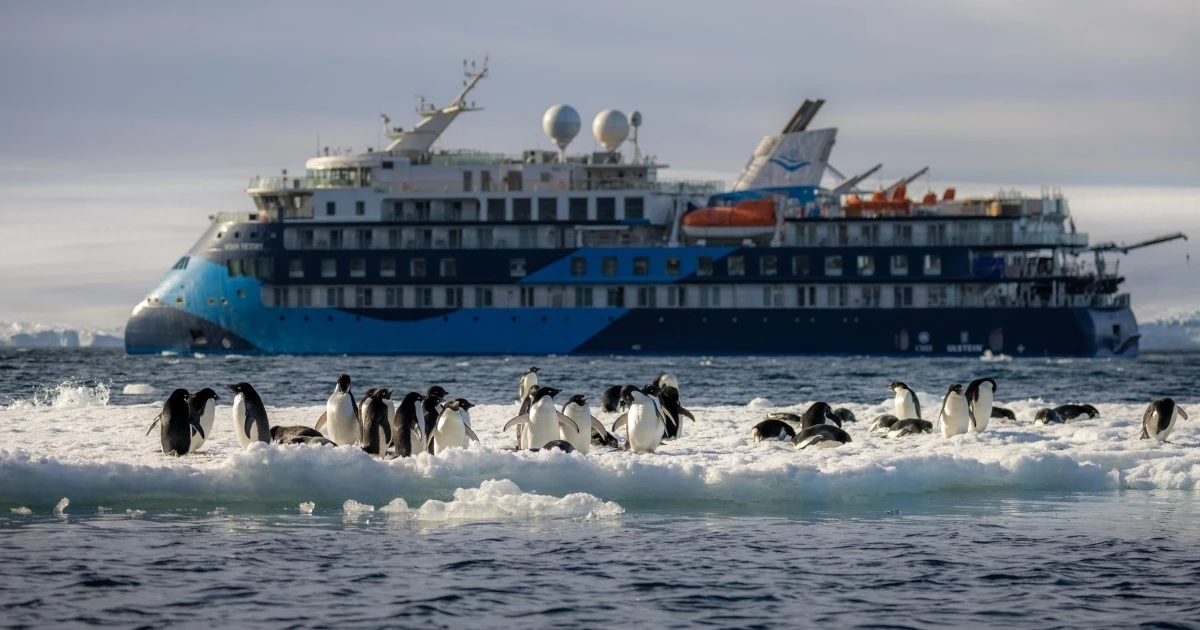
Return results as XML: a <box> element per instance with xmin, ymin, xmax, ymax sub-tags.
<box><xmin>542</xmin><ymin>104</ymin><xmax>581</xmax><ymax>151</ymax></box>
<box><xmin>592</xmin><ymin>109</ymin><xmax>629</xmax><ymax>152</ymax></box>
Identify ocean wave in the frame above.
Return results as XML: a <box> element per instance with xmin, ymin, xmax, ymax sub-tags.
<box><xmin>0</xmin><ymin>321</ymin><xmax>123</xmax><ymax>348</ymax></box>
<box><xmin>4</xmin><ymin>380</ymin><xmax>111</xmax><ymax>409</ymax></box>
<box><xmin>0</xmin><ymin>398</ymin><xmax>1195</xmax><ymax>509</ymax></box>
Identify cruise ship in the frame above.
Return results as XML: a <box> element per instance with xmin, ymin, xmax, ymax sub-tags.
<box><xmin>125</xmin><ymin>60</ymin><xmax>1184</xmax><ymax>357</ymax></box>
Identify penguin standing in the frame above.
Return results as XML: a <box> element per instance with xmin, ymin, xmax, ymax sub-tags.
<box><xmin>146</xmin><ymin>388</ymin><xmax>195</xmax><ymax>456</ymax></box>
<box><xmin>560</xmin><ymin>394</ymin><xmax>611</xmax><ymax>454</ymax></box>
<box><xmin>505</xmin><ymin>387</ymin><xmax>579</xmax><ymax>450</ymax></box>
<box><xmin>360</xmin><ymin>389</ymin><xmax>393</xmax><ymax>458</ymax></box>
<box><xmin>391</xmin><ymin>392</ymin><xmax>426</xmax><ymax>458</ymax></box>
<box><xmin>889</xmin><ymin>382</ymin><xmax>922</xmax><ymax>419</ymax></box>
<box><xmin>227</xmin><ymin>382</ymin><xmax>270</xmax><ymax>448</ymax></box>
<box><xmin>1141</xmin><ymin>398</ymin><xmax>1187</xmax><ymax>442</ymax></box>
<box><xmin>518</xmin><ymin>367</ymin><xmax>540</xmax><ymax>402</ymax></box>
<box><xmin>422</xmin><ymin>392</ymin><xmax>445</xmax><ymax>453</ymax></box>
<box><xmin>658</xmin><ymin>385</ymin><xmax>694</xmax><ymax>439</ymax></box>
<box><xmin>427</xmin><ymin>400</ymin><xmax>481</xmax><ymax>455</ymax></box>
<box><xmin>965</xmin><ymin>378</ymin><xmax>996</xmax><ymax>432</ymax></box>
<box><xmin>317</xmin><ymin>374</ymin><xmax>360</xmax><ymax>446</ymax></box>
<box><xmin>937</xmin><ymin>384</ymin><xmax>970</xmax><ymax>439</ymax></box>
<box><xmin>654</xmin><ymin>373</ymin><xmax>679</xmax><ymax>393</ymax></box>
<box><xmin>610</xmin><ymin>386</ymin><xmax>666</xmax><ymax>453</ymax></box>
<box><xmin>186</xmin><ymin>387</ymin><xmax>220</xmax><ymax>452</ymax></box>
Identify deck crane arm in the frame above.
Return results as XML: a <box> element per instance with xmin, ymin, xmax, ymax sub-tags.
<box><xmin>1086</xmin><ymin>232</ymin><xmax>1188</xmax><ymax>254</ymax></box>
<box><xmin>884</xmin><ymin>166</ymin><xmax>929</xmax><ymax>193</ymax></box>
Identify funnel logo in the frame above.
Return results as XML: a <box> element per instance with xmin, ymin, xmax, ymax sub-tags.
<box><xmin>768</xmin><ymin>155</ymin><xmax>810</xmax><ymax>172</ymax></box>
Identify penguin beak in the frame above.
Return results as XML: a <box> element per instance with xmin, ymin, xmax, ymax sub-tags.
<box><xmin>225</xmin><ymin>384</ymin><xmax>238</xmax><ymax>392</ymax></box>
<box><xmin>214</xmin><ymin>394</ymin><xmax>221</xmax><ymax>400</ymax></box>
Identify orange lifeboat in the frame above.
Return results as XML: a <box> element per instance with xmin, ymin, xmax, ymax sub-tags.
<box><xmin>843</xmin><ymin>185</ymin><xmax>913</xmax><ymax>215</ymax></box>
<box><xmin>681</xmin><ymin>199</ymin><xmax>777</xmax><ymax>239</ymax></box>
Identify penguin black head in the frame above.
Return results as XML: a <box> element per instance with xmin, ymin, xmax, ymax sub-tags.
<box><xmin>948</xmin><ymin>383</ymin><xmax>964</xmax><ymax>395</ymax></box>
<box><xmin>619</xmin><ymin>385</ymin><xmax>642</xmax><ymax>405</ymax></box>
<box><xmin>532</xmin><ymin>386</ymin><xmax>562</xmax><ymax>402</ymax></box>
<box><xmin>567</xmin><ymin>394</ymin><xmax>588</xmax><ymax>407</ymax></box>
<box><xmin>454</xmin><ymin>397</ymin><xmax>475</xmax><ymax>410</ymax></box>
<box><xmin>443</xmin><ymin>399</ymin><xmax>463</xmax><ymax>411</ymax></box>
<box><xmin>376</xmin><ymin>388</ymin><xmax>393</xmax><ymax>400</ymax></box>
<box><xmin>889</xmin><ymin>381</ymin><xmax>910</xmax><ymax>392</ymax></box>
<box><xmin>427</xmin><ymin>385</ymin><xmax>448</xmax><ymax>399</ymax></box>
<box><xmin>168</xmin><ymin>388</ymin><xmax>190</xmax><ymax>403</ymax></box>
<box><xmin>525</xmin><ymin>367</ymin><xmax>540</xmax><ymax>375</ymax></box>
<box><xmin>363</xmin><ymin>388</ymin><xmax>379</xmax><ymax>399</ymax></box>
<box><xmin>642</xmin><ymin>383</ymin><xmax>662</xmax><ymax>397</ymax></box>
<box><xmin>335</xmin><ymin>374</ymin><xmax>352</xmax><ymax>393</ymax></box>
<box><xmin>190</xmin><ymin>387</ymin><xmax>219</xmax><ymax>403</ymax></box>
<box><xmin>226</xmin><ymin>382</ymin><xmax>260</xmax><ymax>402</ymax></box>
<box><xmin>1082</xmin><ymin>404</ymin><xmax>1100</xmax><ymax>417</ymax></box>
<box><xmin>400</xmin><ymin>391</ymin><xmax>425</xmax><ymax>405</ymax></box>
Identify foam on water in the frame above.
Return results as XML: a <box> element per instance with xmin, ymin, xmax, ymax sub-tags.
<box><xmin>121</xmin><ymin>383</ymin><xmax>157</xmax><ymax>395</ymax></box>
<box><xmin>4</xmin><ymin>380</ymin><xmax>111</xmax><ymax>409</ymax></box>
<box><xmin>381</xmin><ymin>479</ymin><xmax>623</xmax><ymax>522</ymax></box>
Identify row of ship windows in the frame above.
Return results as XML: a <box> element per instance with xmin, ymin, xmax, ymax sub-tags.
<box><xmin>259</xmin><ymin>284</ymin><xmax>956</xmax><ymax>309</ymax></box>
<box><xmin>315</xmin><ymin>196</ymin><xmax>646</xmax><ymax>221</ymax></box>
<box><xmin>227</xmin><ymin>254</ymin><xmax>946</xmax><ymax>280</ymax></box>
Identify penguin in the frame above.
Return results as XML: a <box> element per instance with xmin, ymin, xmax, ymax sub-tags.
<box><xmin>422</xmin><ymin>394</ymin><xmax>444</xmax><ymax>453</ymax></box>
<box><xmin>504</xmin><ymin>387</ymin><xmax>579</xmax><ymax>450</ymax></box>
<box><xmin>937</xmin><ymin>384</ymin><xmax>970</xmax><ymax>439</ymax></box>
<box><xmin>610</xmin><ymin>385</ymin><xmax>667</xmax><ymax>454</ymax></box>
<box><xmin>798</xmin><ymin>402</ymin><xmax>842</xmax><ymax>430</ymax></box>
<box><xmin>869</xmin><ymin>414</ymin><xmax>900</xmax><ymax>435</ymax></box>
<box><xmin>539</xmin><ymin>440</ymin><xmax>576</xmax><ymax>453</ymax></box>
<box><xmin>146</xmin><ymin>388</ymin><xmax>195</xmax><ymax>456</ymax></box>
<box><xmin>270</xmin><ymin>425</ymin><xmax>326</xmax><ymax>444</ymax></box>
<box><xmin>965</xmin><ymin>378</ymin><xmax>997</xmax><ymax>432</ymax></box>
<box><xmin>889</xmin><ymin>381</ymin><xmax>922</xmax><ymax>419</ymax></box>
<box><xmin>832</xmin><ymin>408</ymin><xmax>857</xmax><ymax>424</ymax></box>
<box><xmin>1140</xmin><ymin>398</ymin><xmax>1187</xmax><ymax>442</ymax></box>
<box><xmin>391</xmin><ymin>392</ymin><xmax>426</xmax><ymax>458</ymax></box>
<box><xmin>793</xmin><ymin>424</ymin><xmax>852</xmax><ymax>450</ymax></box>
<box><xmin>751</xmin><ymin>418</ymin><xmax>796</xmax><ymax>442</ymax></box>
<box><xmin>426</xmin><ymin>385</ymin><xmax>449</xmax><ymax>402</ymax></box>
<box><xmin>658</xmin><ymin>385</ymin><xmax>695</xmax><ymax>439</ymax></box>
<box><xmin>560</xmin><ymin>394</ymin><xmax>611</xmax><ymax>454</ymax></box>
<box><xmin>360</xmin><ymin>389</ymin><xmax>393</xmax><ymax>458</ymax></box>
<box><xmin>427</xmin><ymin>399</ymin><xmax>481</xmax><ymax>455</ymax></box>
<box><xmin>316</xmin><ymin>374</ymin><xmax>360</xmax><ymax>446</ymax></box>
<box><xmin>886</xmin><ymin>419</ymin><xmax>934</xmax><ymax>438</ymax></box>
<box><xmin>765</xmin><ymin>411</ymin><xmax>802</xmax><ymax>424</ymax></box>
<box><xmin>1054</xmin><ymin>404</ymin><xmax>1100</xmax><ymax>421</ymax></box>
<box><xmin>227</xmin><ymin>382</ymin><xmax>270</xmax><ymax>448</ymax></box>
<box><xmin>991</xmin><ymin>406</ymin><xmax>1017</xmax><ymax>421</ymax></box>
<box><xmin>454</xmin><ymin>398</ymin><xmax>475</xmax><ymax>428</ymax></box>
<box><xmin>654</xmin><ymin>373</ymin><xmax>680</xmax><ymax>393</ymax></box>
<box><xmin>600</xmin><ymin>385</ymin><xmax>625</xmax><ymax>413</ymax></box>
<box><xmin>518</xmin><ymin>367</ymin><xmax>540</xmax><ymax>402</ymax></box>
<box><xmin>186</xmin><ymin>387</ymin><xmax>220</xmax><ymax>452</ymax></box>
<box><xmin>1034</xmin><ymin>408</ymin><xmax>1065</xmax><ymax>425</ymax></box>
<box><xmin>591</xmin><ymin>428</ymin><xmax>620</xmax><ymax>449</ymax></box>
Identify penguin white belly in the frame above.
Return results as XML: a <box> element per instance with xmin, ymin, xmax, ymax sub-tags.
<box><xmin>971</xmin><ymin>390</ymin><xmax>993</xmax><ymax>432</ymax></box>
<box><xmin>895</xmin><ymin>392</ymin><xmax>918</xmax><ymax>420</ymax></box>
<box><xmin>626</xmin><ymin>405</ymin><xmax>663</xmax><ymax>453</ymax></box>
<box><xmin>386</xmin><ymin>399</ymin><xmax>397</xmax><ymax>425</ymax></box>
<box><xmin>524</xmin><ymin>400</ymin><xmax>562</xmax><ymax>450</ymax></box>
<box><xmin>941</xmin><ymin>396</ymin><xmax>970</xmax><ymax>438</ymax></box>
<box><xmin>461</xmin><ymin>410</ymin><xmax>472</xmax><ymax>429</ymax></box>
<box><xmin>326</xmin><ymin>394</ymin><xmax>359</xmax><ymax>446</ymax></box>
<box><xmin>232</xmin><ymin>395</ymin><xmax>251</xmax><ymax>448</ymax></box>
<box><xmin>561</xmin><ymin>406</ymin><xmax>591</xmax><ymax>454</ymax></box>
<box><xmin>190</xmin><ymin>400</ymin><xmax>217</xmax><ymax>451</ymax></box>
<box><xmin>432</xmin><ymin>414</ymin><xmax>469</xmax><ymax>454</ymax></box>
<box><xmin>1153</xmin><ymin>410</ymin><xmax>1179</xmax><ymax>442</ymax></box>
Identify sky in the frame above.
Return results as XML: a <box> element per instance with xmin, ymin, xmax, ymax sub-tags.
<box><xmin>0</xmin><ymin>0</ymin><xmax>1197</xmax><ymax>329</ymax></box>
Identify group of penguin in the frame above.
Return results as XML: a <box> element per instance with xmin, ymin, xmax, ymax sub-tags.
<box><xmin>146</xmin><ymin>368</ymin><xmax>696</xmax><ymax>457</ymax></box>
<box><xmin>750</xmin><ymin>378</ymin><xmax>1189</xmax><ymax>449</ymax></box>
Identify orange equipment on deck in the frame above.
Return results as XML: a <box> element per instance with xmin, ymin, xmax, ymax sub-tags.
<box><xmin>680</xmin><ymin>199</ymin><xmax>777</xmax><ymax>239</ymax></box>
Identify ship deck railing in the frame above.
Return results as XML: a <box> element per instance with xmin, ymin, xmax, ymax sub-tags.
<box><xmin>789</xmin><ymin>232</ymin><xmax>1089</xmax><ymax>249</ymax></box>
<box><xmin>248</xmin><ymin>176</ymin><xmax>724</xmax><ymax>195</ymax></box>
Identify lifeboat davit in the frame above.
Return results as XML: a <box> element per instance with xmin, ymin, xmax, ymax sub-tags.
<box><xmin>681</xmin><ymin>199</ymin><xmax>776</xmax><ymax>239</ymax></box>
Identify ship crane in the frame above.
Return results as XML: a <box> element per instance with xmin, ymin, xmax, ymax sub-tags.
<box><xmin>829</xmin><ymin>163</ymin><xmax>883</xmax><ymax>197</ymax></box>
<box><xmin>1084</xmin><ymin>232</ymin><xmax>1188</xmax><ymax>278</ymax></box>
<box><xmin>884</xmin><ymin>166</ymin><xmax>929</xmax><ymax>194</ymax></box>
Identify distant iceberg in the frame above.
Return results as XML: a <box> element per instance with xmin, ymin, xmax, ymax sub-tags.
<box><xmin>1137</xmin><ymin>308</ymin><xmax>1200</xmax><ymax>352</ymax></box>
<box><xmin>0</xmin><ymin>322</ymin><xmax>124</xmax><ymax>348</ymax></box>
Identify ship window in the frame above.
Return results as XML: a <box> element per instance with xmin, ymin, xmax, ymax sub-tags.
<box><xmin>857</xmin><ymin>255</ymin><xmax>875</xmax><ymax>276</ymax></box>
<box><xmin>520</xmin><ymin>287</ymin><xmax>535</xmax><ymax>307</ymax></box>
<box><xmin>894</xmin><ymin>286</ymin><xmax>914</xmax><ymax>307</ymax></box>
<box><xmin>446</xmin><ymin>287</ymin><xmax>463</xmax><ymax>307</ymax></box>
<box><xmin>891</xmin><ymin>255</ymin><xmax>909</xmax><ymax>275</ymax></box>
<box><xmin>475</xmin><ymin>287</ymin><xmax>493</xmax><ymax>307</ymax></box>
<box><xmin>825</xmin><ymin>255</ymin><xmax>843</xmax><ymax>276</ymax></box>
<box><xmin>350</xmin><ymin>258</ymin><xmax>366</xmax><ymax>278</ymax></box>
<box><xmin>861</xmin><ymin>286</ymin><xmax>882</xmax><ymax>307</ymax></box>
<box><xmin>380</xmin><ymin>258</ymin><xmax>396</xmax><ymax>278</ymax></box>
<box><xmin>798</xmin><ymin>286</ymin><xmax>816</xmax><ymax>307</ymax></box>
<box><xmin>537</xmin><ymin>198</ymin><xmax>557</xmax><ymax>221</ymax></box>
<box><xmin>928</xmin><ymin>285</ymin><xmax>949</xmax><ymax>306</ymax></box>
<box><xmin>411</xmin><ymin>258</ymin><xmax>426</xmax><ymax>277</ymax></box>
<box><xmin>665</xmin><ymin>257</ymin><xmax>681</xmax><ymax>276</ymax></box>
<box><xmin>574</xmin><ymin>287</ymin><xmax>593</xmax><ymax>307</ymax></box>
<box><xmin>326</xmin><ymin>201</ymin><xmax>335</xmax><ymax>216</ymax></box>
<box><xmin>255</xmin><ymin>258</ymin><xmax>273</xmax><ymax>278</ymax></box>
<box><xmin>329</xmin><ymin>229</ymin><xmax>343</xmax><ymax>249</ymax></box>
<box><xmin>440</xmin><ymin>258</ymin><xmax>456</xmax><ymax>277</ymax></box>
<box><xmin>418</xmin><ymin>288</ymin><xmax>433</xmax><ymax>307</ymax></box>
<box><xmin>299</xmin><ymin>288</ymin><xmax>313</xmax><ymax>307</ymax></box>
<box><xmin>326</xmin><ymin>287</ymin><xmax>344</xmax><ymax>307</ymax></box>
<box><xmin>727</xmin><ymin>256</ymin><xmax>745</xmax><ymax>276</ymax></box>
<box><xmin>510</xmin><ymin>258</ymin><xmax>527</xmax><ymax>277</ymax></box>
<box><xmin>699</xmin><ymin>286</ymin><xmax>721</xmax><ymax>307</ymax></box>
<box><xmin>697</xmin><ymin>257</ymin><xmax>713</xmax><ymax>277</ymax></box>
<box><xmin>569</xmin><ymin>198</ymin><xmax>588</xmax><ymax>221</ymax></box>
<box><xmin>382</xmin><ymin>161</ymin><xmax>394</xmax><ymax>170</ymax></box>
<box><xmin>597</xmin><ymin>197</ymin><xmax>616</xmax><ymax>221</ymax></box>
<box><xmin>924</xmin><ymin>254</ymin><xmax>942</xmax><ymax>275</ymax></box>
<box><xmin>487</xmin><ymin>199</ymin><xmax>505</xmax><ymax>222</ymax></box>
<box><xmin>355</xmin><ymin>201</ymin><xmax>365</xmax><ymax>216</ymax></box>
<box><xmin>221</xmin><ymin>297</ymin><xmax>229</xmax><ymax>306</ymax></box>
<box><xmin>273</xmin><ymin>288</ymin><xmax>289</xmax><ymax>307</ymax></box>
<box><xmin>480</xmin><ymin>171</ymin><xmax>491</xmax><ymax>192</ymax></box>
<box><xmin>570</xmin><ymin>257</ymin><xmax>587</xmax><ymax>276</ymax></box>
<box><xmin>633</xmin><ymin>257</ymin><xmax>649</xmax><ymax>276</ymax></box>
<box><xmin>207</xmin><ymin>297</ymin><xmax>215</xmax><ymax>306</ymax></box>
<box><xmin>760</xmin><ymin>255</ymin><xmax>778</xmax><ymax>276</ymax></box>
<box><xmin>226</xmin><ymin>259</ymin><xmax>241</xmax><ymax>277</ymax></box>
<box><xmin>625</xmin><ymin>197</ymin><xmax>645</xmax><ymax>220</ymax></box>
<box><xmin>289</xmin><ymin>259</ymin><xmax>304</xmax><ymax>278</ymax></box>
<box><xmin>463</xmin><ymin>171</ymin><xmax>474</xmax><ymax>192</ymax></box>
<box><xmin>637</xmin><ymin>287</ymin><xmax>657</xmax><ymax>307</ymax></box>
<box><xmin>667</xmin><ymin>286</ymin><xmax>686</xmax><ymax>307</ymax></box>
<box><xmin>763</xmin><ymin>286</ymin><xmax>784</xmax><ymax>307</ymax></box>
<box><xmin>606</xmin><ymin>287</ymin><xmax>625</xmax><ymax>307</ymax></box>
<box><xmin>895</xmin><ymin>224</ymin><xmax>913</xmax><ymax>245</ymax></box>
<box><xmin>513</xmin><ymin>198</ymin><xmax>532</xmax><ymax>221</ymax></box>
<box><xmin>355</xmin><ymin>287</ymin><xmax>373</xmax><ymax>307</ymax></box>
<box><xmin>321</xmin><ymin>259</ymin><xmax>336</xmax><ymax>278</ymax></box>
<box><xmin>792</xmin><ymin>255</ymin><xmax>810</xmax><ymax>276</ymax></box>
<box><xmin>602</xmin><ymin>257</ymin><xmax>618</xmax><ymax>276</ymax></box>
<box><xmin>384</xmin><ymin>288</ymin><xmax>399</xmax><ymax>307</ymax></box>
<box><xmin>234</xmin><ymin>232</ymin><xmax>240</xmax><ymax>239</ymax></box>
<box><xmin>827</xmin><ymin>285</ymin><xmax>847</xmax><ymax>307</ymax></box>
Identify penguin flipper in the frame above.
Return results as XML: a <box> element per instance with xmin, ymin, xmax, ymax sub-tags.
<box><xmin>680</xmin><ymin>407</ymin><xmax>696</xmax><ymax>422</ymax></box>
<box><xmin>464</xmin><ymin>426</ymin><xmax>480</xmax><ymax>443</ymax></box>
<box><xmin>1179</xmin><ymin>407</ymin><xmax>1189</xmax><ymax>420</ymax></box>
<box><xmin>556</xmin><ymin>413</ymin><xmax>580</xmax><ymax>433</ymax></box>
<box><xmin>503</xmin><ymin>414</ymin><xmax>530</xmax><ymax>431</ymax></box>
<box><xmin>190</xmin><ymin>418</ymin><xmax>206</xmax><ymax>440</ymax></box>
<box><xmin>611</xmin><ymin>414</ymin><xmax>628</xmax><ymax>433</ymax></box>
<box><xmin>794</xmin><ymin>435</ymin><xmax>826</xmax><ymax>450</ymax></box>
<box><xmin>315</xmin><ymin>412</ymin><xmax>327</xmax><ymax>431</ymax></box>
<box><xmin>590</xmin><ymin>416</ymin><xmax>612</xmax><ymax>439</ymax></box>
<box><xmin>145</xmin><ymin>414</ymin><xmax>162</xmax><ymax>436</ymax></box>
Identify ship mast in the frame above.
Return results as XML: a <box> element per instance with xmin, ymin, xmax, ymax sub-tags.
<box><xmin>384</xmin><ymin>57</ymin><xmax>489</xmax><ymax>155</ymax></box>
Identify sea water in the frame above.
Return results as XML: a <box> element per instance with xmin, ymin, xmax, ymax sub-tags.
<box><xmin>1</xmin><ymin>349</ymin><xmax>1198</xmax><ymax>627</ymax></box>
